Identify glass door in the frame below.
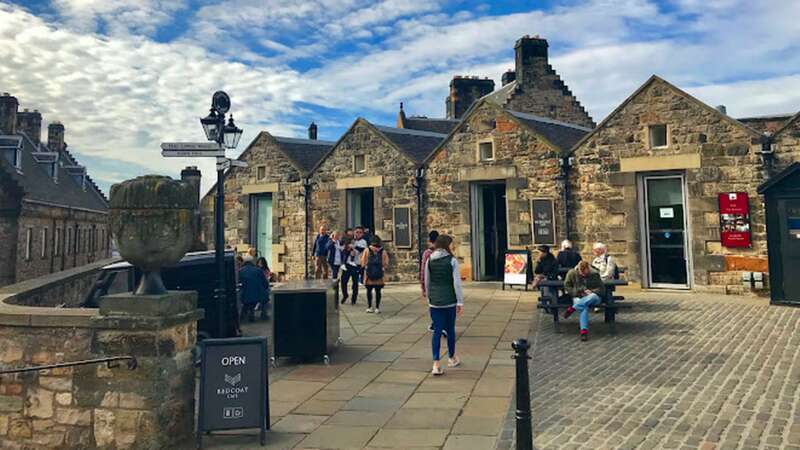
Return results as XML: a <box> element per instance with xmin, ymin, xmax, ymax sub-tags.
<box><xmin>256</xmin><ymin>195</ymin><xmax>272</xmax><ymax>267</ymax></box>
<box><xmin>644</xmin><ymin>175</ymin><xmax>690</xmax><ymax>288</ymax></box>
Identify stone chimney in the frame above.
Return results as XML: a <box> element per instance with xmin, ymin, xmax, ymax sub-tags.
<box><xmin>502</xmin><ymin>70</ymin><xmax>516</xmax><ymax>86</ymax></box>
<box><xmin>0</xmin><ymin>93</ymin><xmax>19</xmax><ymax>135</ymax></box>
<box><xmin>180</xmin><ymin>166</ymin><xmax>203</xmax><ymax>250</ymax></box>
<box><xmin>514</xmin><ymin>35</ymin><xmax>549</xmax><ymax>87</ymax></box>
<box><xmin>396</xmin><ymin>102</ymin><xmax>407</xmax><ymax>128</ymax></box>
<box><xmin>308</xmin><ymin>122</ymin><xmax>318</xmax><ymax>140</ymax></box>
<box><xmin>446</xmin><ymin>76</ymin><xmax>495</xmax><ymax>120</ymax></box>
<box><xmin>48</xmin><ymin>122</ymin><xmax>65</xmax><ymax>152</ymax></box>
<box><xmin>17</xmin><ymin>109</ymin><xmax>42</xmax><ymax>144</ymax></box>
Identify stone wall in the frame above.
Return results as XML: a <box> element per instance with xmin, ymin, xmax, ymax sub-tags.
<box><xmin>200</xmin><ymin>132</ymin><xmax>307</xmax><ymax>279</ymax></box>
<box><xmin>426</xmin><ymin>102</ymin><xmax>564</xmax><ymax>279</ymax></box>
<box><xmin>6</xmin><ymin>202</ymin><xmax>109</xmax><ymax>289</ymax></box>
<box><xmin>505</xmin><ymin>37</ymin><xmax>594</xmax><ymax>128</ymax></box>
<box><xmin>0</xmin><ymin>289</ymin><xmax>200</xmax><ymax>449</ymax></box>
<box><xmin>773</xmin><ymin>116</ymin><xmax>800</xmax><ymax>172</ymax></box>
<box><xmin>570</xmin><ymin>77</ymin><xmax>769</xmax><ymax>294</ymax></box>
<box><xmin>310</xmin><ymin>120</ymin><xmax>420</xmax><ymax>282</ymax></box>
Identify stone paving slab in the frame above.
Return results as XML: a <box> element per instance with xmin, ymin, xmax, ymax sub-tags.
<box><xmin>202</xmin><ymin>283</ymin><xmax>528</xmax><ymax>449</ymax></box>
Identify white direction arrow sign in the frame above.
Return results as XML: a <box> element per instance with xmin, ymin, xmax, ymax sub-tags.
<box><xmin>217</xmin><ymin>158</ymin><xmax>248</xmax><ymax>171</ymax></box>
<box><xmin>161</xmin><ymin>142</ymin><xmax>224</xmax><ymax>157</ymax></box>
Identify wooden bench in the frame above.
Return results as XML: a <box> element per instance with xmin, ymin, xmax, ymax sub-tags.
<box><xmin>536</xmin><ymin>278</ymin><xmax>630</xmax><ymax>333</ymax></box>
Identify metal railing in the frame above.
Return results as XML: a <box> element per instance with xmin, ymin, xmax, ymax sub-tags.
<box><xmin>0</xmin><ymin>356</ymin><xmax>137</xmax><ymax>375</ymax></box>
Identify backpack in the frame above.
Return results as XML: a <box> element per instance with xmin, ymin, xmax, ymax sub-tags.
<box><xmin>366</xmin><ymin>249</ymin><xmax>384</xmax><ymax>280</ymax></box>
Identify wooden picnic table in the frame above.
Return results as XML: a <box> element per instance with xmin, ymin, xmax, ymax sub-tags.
<box><xmin>536</xmin><ymin>278</ymin><xmax>630</xmax><ymax>333</ymax></box>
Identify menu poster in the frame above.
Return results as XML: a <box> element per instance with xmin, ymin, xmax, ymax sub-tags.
<box><xmin>531</xmin><ymin>199</ymin><xmax>556</xmax><ymax>245</ymax></box>
<box><xmin>718</xmin><ymin>192</ymin><xmax>752</xmax><ymax>248</ymax></box>
<box><xmin>503</xmin><ymin>251</ymin><xmax>529</xmax><ymax>286</ymax></box>
<box><xmin>393</xmin><ymin>207</ymin><xmax>412</xmax><ymax>248</ymax></box>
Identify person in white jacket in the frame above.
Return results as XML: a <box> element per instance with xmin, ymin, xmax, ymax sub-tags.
<box><xmin>424</xmin><ymin>234</ymin><xmax>464</xmax><ymax>375</ymax></box>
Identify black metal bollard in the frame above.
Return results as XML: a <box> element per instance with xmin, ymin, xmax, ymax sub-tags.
<box><xmin>512</xmin><ymin>339</ymin><xmax>533</xmax><ymax>450</ymax></box>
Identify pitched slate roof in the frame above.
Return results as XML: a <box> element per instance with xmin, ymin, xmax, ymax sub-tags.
<box><xmin>482</xmin><ymin>80</ymin><xmax>517</xmax><ymax>107</ymax></box>
<box><xmin>0</xmin><ymin>133</ymin><xmax>108</xmax><ymax>212</ymax></box>
<box><xmin>758</xmin><ymin>162</ymin><xmax>800</xmax><ymax>194</ymax></box>
<box><xmin>506</xmin><ymin>110</ymin><xmax>591</xmax><ymax>153</ymax></box>
<box><xmin>372</xmin><ymin>125</ymin><xmax>447</xmax><ymax>164</ymax></box>
<box><xmin>273</xmin><ymin>136</ymin><xmax>336</xmax><ymax>174</ymax></box>
<box><xmin>402</xmin><ymin>117</ymin><xmax>460</xmax><ymax>134</ymax></box>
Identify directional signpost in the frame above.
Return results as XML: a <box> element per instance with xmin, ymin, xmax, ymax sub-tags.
<box><xmin>216</xmin><ymin>158</ymin><xmax>248</xmax><ymax>171</ymax></box>
<box><xmin>161</xmin><ymin>142</ymin><xmax>225</xmax><ymax>158</ymax></box>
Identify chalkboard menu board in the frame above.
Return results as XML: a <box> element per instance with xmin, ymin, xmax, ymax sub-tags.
<box><xmin>197</xmin><ymin>337</ymin><xmax>269</xmax><ymax>448</ymax></box>
<box><xmin>393</xmin><ymin>207</ymin><xmax>412</xmax><ymax>248</ymax></box>
<box><xmin>531</xmin><ymin>199</ymin><xmax>556</xmax><ymax>246</ymax></box>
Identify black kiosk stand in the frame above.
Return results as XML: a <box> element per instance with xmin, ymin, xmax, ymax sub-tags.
<box><xmin>197</xmin><ymin>337</ymin><xmax>270</xmax><ymax>448</ymax></box>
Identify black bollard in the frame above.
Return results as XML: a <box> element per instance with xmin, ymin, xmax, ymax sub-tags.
<box><xmin>512</xmin><ymin>339</ymin><xmax>533</xmax><ymax>450</ymax></box>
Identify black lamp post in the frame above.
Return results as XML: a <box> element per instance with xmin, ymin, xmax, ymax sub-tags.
<box><xmin>413</xmin><ymin>166</ymin><xmax>425</xmax><ymax>266</ymax></box>
<box><xmin>200</xmin><ymin>91</ymin><xmax>242</xmax><ymax>337</ymax></box>
<box><xmin>302</xmin><ymin>176</ymin><xmax>312</xmax><ymax>280</ymax></box>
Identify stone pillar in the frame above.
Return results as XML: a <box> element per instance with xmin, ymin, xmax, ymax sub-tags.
<box><xmin>84</xmin><ymin>291</ymin><xmax>203</xmax><ymax>449</ymax></box>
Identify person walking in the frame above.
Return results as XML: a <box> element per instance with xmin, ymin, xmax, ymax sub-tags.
<box><xmin>563</xmin><ymin>261</ymin><xmax>605</xmax><ymax>341</ymax></box>
<box><xmin>340</xmin><ymin>238</ymin><xmax>360</xmax><ymax>305</ymax></box>
<box><xmin>360</xmin><ymin>236</ymin><xmax>389</xmax><ymax>313</ymax></box>
<box><xmin>239</xmin><ymin>255</ymin><xmax>269</xmax><ymax>323</ymax></box>
<box><xmin>327</xmin><ymin>231</ymin><xmax>344</xmax><ymax>280</ymax></box>
<box><xmin>424</xmin><ymin>234</ymin><xmax>463</xmax><ymax>376</ymax></box>
<box><xmin>255</xmin><ymin>257</ymin><xmax>272</xmax><ymax>320</ymax></box>
<box><xmin>312</xmin><ymin>225</ymin><xmax>331</xmax><ymax>279</ymax></box>
<box><xmin>420</xmin><ymin>230</ymin><xmax>446</xmax><ymax>336</ymax></box>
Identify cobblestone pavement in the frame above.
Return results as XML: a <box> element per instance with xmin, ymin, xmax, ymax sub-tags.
<box><xmin>505</xmin><ymin>291</ymin><xmax>800</xmax><ymax>450</ymax></box>
<box><xmin>201</xmin><ymin>283</ymin><xmax>535</xmax><ymax>449</ymax></box>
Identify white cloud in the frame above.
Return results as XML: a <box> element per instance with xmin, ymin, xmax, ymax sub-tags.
<box><xmin>50</xmin><ymin>0</ymin><xmax>187</xmax><ymax>35</ymax></box>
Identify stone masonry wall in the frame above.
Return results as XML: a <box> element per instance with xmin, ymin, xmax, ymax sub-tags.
<box><xmin>11</xmin><ymin>202</ymin><xmax>109</xmax><ymax>289</ymax></box>
<box><xmin>570</xmin><ymin>78</ymin><xmax>768</xmax><ymax>294</ymax></box>
<box><xmin>773</xmin><ymin>117</ymin><xmax>800</xmax><ymax>172</ymax></box>
<box><xmin>310</xmin><ymin>121</ymin><xmax>420</xmax><ymax>282</ymax></box>
<box><xmin>0</xmin><ymin>292</ymin><xmax>199</xmax><ymax>449</ymax></box>
<box><xmin>426</xmin><ymin>102</ymin><xmax>564</xmax><ymax>279</ymax></box>
<box><xmin>200</xmin><ymin>132</ymin><xmax>307</xmax><ymax>280</ymax></box>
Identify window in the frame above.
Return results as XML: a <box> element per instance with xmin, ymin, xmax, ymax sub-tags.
<box><xmin>54</xmin><ymin>228</ymin><xmax>61</xmax><ymax>257</ymax></box>
<box><xmin>92</xmin><ymin>226</ymin><xmax>97</xmax><ymax>252</ymax></box>
<box><xmin>353</xmin><ymin>154</ymin><xmax>366</xmax><ymax>174</ymax></box>
<box><xmin>66</xmin><ymin>228</ymin><xmax>71</xmax><ymax>256</ymax></box>
<box><xmin>649</xmin><ymin>124</ymin><xmax>668</xmax><ymax>148</ymax></box>
<box><xmin>478</xmin><ymin>141</ymin><xmax>494</xmax><ymax>161</ymax></box>
<box><xmin>256</xmin><ymin>165</ymin><xmax>266</xmax><ymax>180</ymax></box>
<box><xmin>25</xmin><ymin>228</ymin><xmax>32</xmax><ymax>260</ymax></box>
<box><xmin>76</xmin><ymin>228</ymin><xmax>81</xmax><ymax>254</ymax></box>
<box><xmin>41</xmin><ymin>228</ymin><xmax>47</xmax><ymax>258</ymax></box>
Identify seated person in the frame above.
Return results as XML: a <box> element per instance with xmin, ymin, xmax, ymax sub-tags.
<box><xmin>556</xmin><ymin>240</ymin><xmax>582</xmax><ymax>278</ymax></box>
<box><xmin>591</xmin><ymin>242</ymin><xmax>618</xmax><ymax>281</ymax></box>
<box><xmin>533</xmin><ymin>245</ymin><xmax>559</xmax><ymax>300</ymax></box>
<box><xmin>563</xmin><ymin>261</ymin><xmax>606</xmax><ymax>342</ymax></box>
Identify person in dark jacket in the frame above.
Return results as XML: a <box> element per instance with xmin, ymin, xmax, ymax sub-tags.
<box><xmin>312</xmin><ymin>225</ymin><xmax>331</xmax><ymax>279</ymax></box>
<box><xmin>239</xmin><ymin>255</ymin><xmax>269</xmax><ymax>322</ymax></box>
<box><xmin>533</xmin><ymin>245</ymin><xmax>559</xmax><ymax>300</ymax></box>
<box><xmin>556</xmin><ymin>240</ymin><xmax>582</xmax><ymax>276</ymax></box>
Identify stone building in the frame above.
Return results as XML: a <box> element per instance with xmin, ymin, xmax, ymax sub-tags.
<box><xmin>309</xmin><ymin>118</ymin><xmax>446</xmax><ymax>281</ymax></box>
<box><xmin>425</xmin><ymin>99</ymin><xmax>589</xmax><ymax>280</ymax></box>
<box><xmin>199</xmin><ymin>126</ymin><xmax>333</xmax><ymax>279</ymax></box>
<box><xmin>0</xmin><ymin>93</ymin><xmax>110</xmax><ymax>288</ymax></box>
<box><xmin>568</xmin><ymin>76</ymin><xmax>771</xmax><ymax>293</ymax></box>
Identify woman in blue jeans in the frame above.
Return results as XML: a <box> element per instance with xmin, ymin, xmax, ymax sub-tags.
<box><xmin>423</xmin><ymin>234</ymin><xmax>463</xmax><ymax>375</ymax></box>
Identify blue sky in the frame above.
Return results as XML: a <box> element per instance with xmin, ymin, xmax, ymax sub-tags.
<box><xmin>2</xmin><ymin>0</ymin><xmax>800</xmax><ymax>195</ymax></box>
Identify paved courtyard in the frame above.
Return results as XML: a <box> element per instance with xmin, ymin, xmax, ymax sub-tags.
<box><xmin>200</xmin><ymin>284</ymin><xmax>800</xmax><ymax>450</ymax></box>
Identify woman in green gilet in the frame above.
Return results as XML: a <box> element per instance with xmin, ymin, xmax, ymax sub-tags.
<box><xmin>423</xmin><ymin>234</ymin><xmax>464</xmax><ymax>375</ymax></box>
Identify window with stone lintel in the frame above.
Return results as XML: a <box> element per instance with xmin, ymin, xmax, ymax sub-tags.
<box><xmin>649</xmin><ymin>124</ymin><xmax>668</xmax><ymax>149</ymax></box>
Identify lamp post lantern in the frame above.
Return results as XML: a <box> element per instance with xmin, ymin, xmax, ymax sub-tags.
<box><xmin>203</xmin><ymin>91</ymin><xmax>242</xmax><ymax>338</ymax></box>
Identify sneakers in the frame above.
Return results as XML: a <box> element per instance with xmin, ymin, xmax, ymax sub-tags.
<box><xmin>431</xmin><ymin>364</ymin><xmax>444</xmax><ymax>376</ymax></box>
<box><xmin>365</xmin><ymin>307</ymin><xmax>374</xmax><ymax>313</ymax></box>
<box><xmin>375</xmin><ymin>308</ymin><xmax>381</xmax><ymax>314</ymax></box>
<box><xmin>428</xmin><ymin>323</ymin><xmax>434</xmax><ymax>332</ymax></box>
<box><xmin>447</xmin><ymin>357</ymin><xmax>461</xmax><ymax>368</ymax></box>
<box><xmin>563</xmin><ymin>306</ymin><xmax>576</xmax><ymax>319</ymax></box>
<box><xmin>580</xmin><ymin>329</ymin><xmax>589</xmax><ymax>342</ymax></box>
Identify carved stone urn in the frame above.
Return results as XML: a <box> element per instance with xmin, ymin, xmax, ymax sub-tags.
<box><xmin>109</xmin><ymin>175</ymin><xmax>198</xmax><ymax>295</ymax></box>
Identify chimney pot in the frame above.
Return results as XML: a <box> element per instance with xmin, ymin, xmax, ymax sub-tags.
<box><xmin>48</xmin><ymin>122</ymin><xmax>65</xmax><ymax>152</ymax></box>
<box><xmin>16</xmin><ymin>108</ymin><xmax>43</xmax><ymax>144</ymax></box>
<box><xmin>0</xmin><ymin>93</ymin><xmax>19</xmax><ymax>135</ymax></box>
<box><xmin>308</xmin><ymin>122</ymin><xmax>318</xmax><ymax>140</ymax></box>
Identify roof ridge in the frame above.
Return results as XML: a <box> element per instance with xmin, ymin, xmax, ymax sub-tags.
<box><xmin>506</xmin><ymin>110</ymin><xmax>593</xmax><ymax>132</ymax></box>
<box><xmin>274</xmin><ymin>135</ymin><xmax>336</xmax><ymax>145</ymax></box>
<box><xmin>373</xmin><ymin>124</ymin><xmax>448</xmax><ymax>138</ymax></box>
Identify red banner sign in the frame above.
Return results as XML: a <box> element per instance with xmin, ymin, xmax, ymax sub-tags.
<box><xmin>718</xmin><ymin>192</ymin><xmax>751</xmax><ymax>248</ymax></box>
